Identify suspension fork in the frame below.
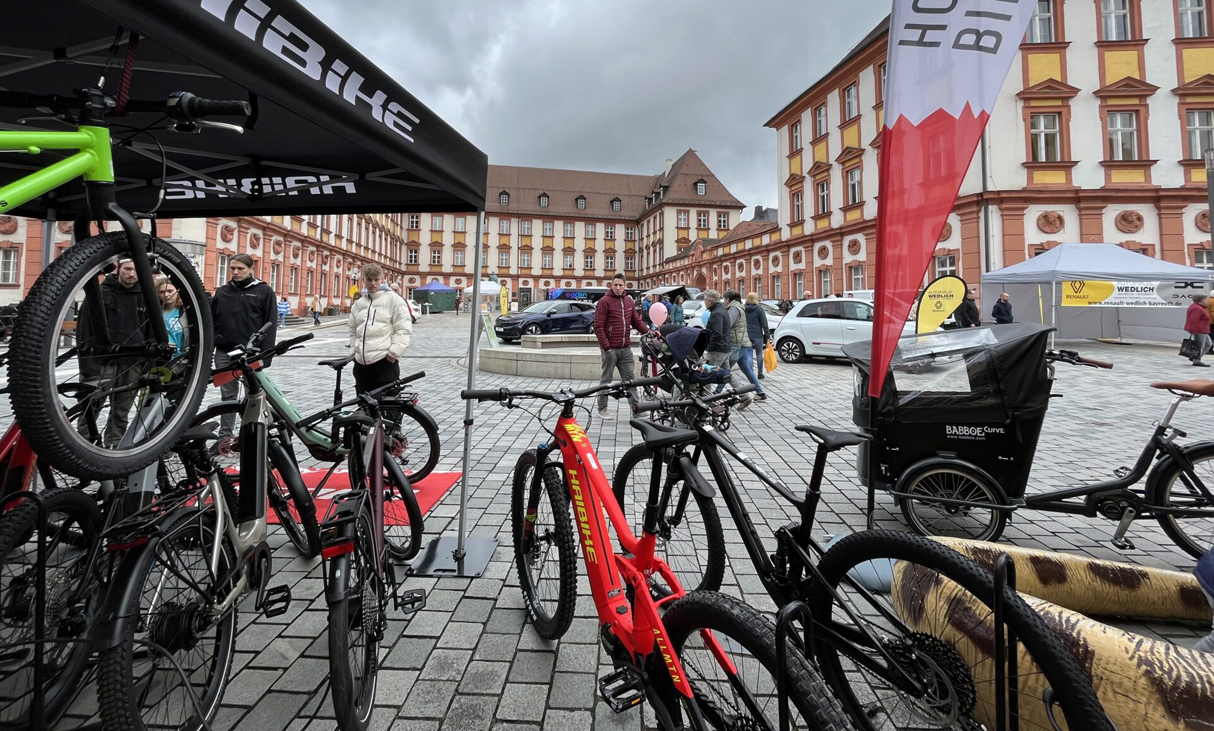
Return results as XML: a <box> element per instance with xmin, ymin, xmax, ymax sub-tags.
<box><xmin>524</xmin><ymin>442</ymin><xmax>558</xmax><ymax>544</ymax></box>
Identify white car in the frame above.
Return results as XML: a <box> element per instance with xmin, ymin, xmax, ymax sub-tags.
<box><xmin>773</xmin><ymin>298</ymin><xmax>915</xmax><ymax>363</ymax></box>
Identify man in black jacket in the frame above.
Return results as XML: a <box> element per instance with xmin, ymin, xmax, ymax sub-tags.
<box><xmin>954</xmin><ymin>288</ymin><xmax>981</xmax><ymax>328</ymax></box>
<box><xmin>211</xmin><ymin>254</ymin><xmax>277</xmax><ymax>439</ymax></box>
<box><xmin>703</xmin><ymin>290</ymin><xmax>731</xmax><ymax>369</ymax></box>
<box><xmin>992</xmin><ymin>293</ymin><xmax>1013</xmax><ymax>324</ymax></box>
<box><xmin>76</xmin><ymin>260</ymin><xmax>149</xmax><ymax>446</ymax></box>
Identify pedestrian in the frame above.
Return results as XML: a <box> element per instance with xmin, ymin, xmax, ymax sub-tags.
<box><xmin>671</xmin><ymin>294</ymin><xmax>686</xmax><ymax>326</ymax></box>
<box><xmin>703</xmin><ymin>289</ymin><xmax>733</xmax><ymax>380</ymax></box>
<box><xmin>592</xmin><ymin>273</ymin><xmax>649</xmax><ymax>417</ymax></box>
<box><xmin>310</xmin><ymin>295</ymin><xmax>322</xmax><ymax>326</ymax></box>
<box><xmin>157</xmin><ymin>278</ymin><xmax>186</xmax><ymax>355</ymax></box>
<box><xmin>802</xmin><ymin>291</ymin><xmax>812</xmax><ymax>301</ymax></box>
<box><xmin>992</xmin><ymin>292</ymin><xmax>1013</xmax><ymax>324</ymax></box>
<box><xmin>456</xmin><ymin>293</ymin><xmax>464</xmax><ymax>313</ymax></box>
<box><xmin>642</xmin><ymin>293</ymin><xmax>653</xmax><ymax>326</ymax></box>
<box><xmin>1206</xmin><ymin>292</ymin><xmax>1214</xmax><ymax>354</ymax></box>
<box><xmin>76</xmin><ymin>259</ymin><xmax>149</xmax><ymax>446</ymax></box>
<box><xmin>745</xmin><ymin>293</ymin><xmax>770</xmax><ymax>384</ymax></box>
<box><xmin>723</xmin><ymin>291</ymin><xmax>761</xmax><ymax>405</ymax></box>
<box><xmin>954</xmin><ymin>288</ymin><xmax>981</xmax><ymax>328</ymax></box>
<box><xmin>212</xmin><ymin>253</ymin><xmax>278</xmax><ymax>439</ymax></box>
<box><xmin>348</xmin><ymin>263</ymin><xmax>414</xmax><ymax>394</ymax></box>
<box><xmin>277</xmin><ymin>295</ymin><xmax>290</xmax><ymax>327</ymax></box>
<box><xmin>1186</xmin><ymin>294</ymin><xmax>1212</xmax><ymax>367</ymax></box>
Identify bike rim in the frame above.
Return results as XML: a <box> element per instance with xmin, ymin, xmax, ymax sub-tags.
<box><xmin>519</xmin><ymin>463</ymin><xmax>562</xmax><ymax>622</ymax></box>
<box><xmin>345</xmin><ymin>517</ymin><xmax>378</xmax><ymax>721</ymax></box>
<box><xmin>906</xmin><ymin>469</ymin><xmax>1000</xmax><ymax>540</ymax></box>
<box><xmin>1160</xmin><ymin>454</ymin><xmax>1214</xmax><ymax>554</ymax></box>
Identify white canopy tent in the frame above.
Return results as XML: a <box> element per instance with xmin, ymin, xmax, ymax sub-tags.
<box><xmin>464</xmin><ymin>280</ymin><xmax>502</xmax><ymax>296</ymax></box>
<box><xmin>980</xmin><ymin>244</ymin><xmax>1214</xmax><ymax>341</ymax></box>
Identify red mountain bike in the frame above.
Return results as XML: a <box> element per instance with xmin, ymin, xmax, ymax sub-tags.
<box><xmin>463</xmin><ymin>380</ymin><xmax>850</xmax><ymax>730</ymax></box>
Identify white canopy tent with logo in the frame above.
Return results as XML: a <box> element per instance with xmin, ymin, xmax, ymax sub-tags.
<box><xmin>979</xmin><ymin>244</ymin><xmax>1214</xmax><ymax>342</ymax></box>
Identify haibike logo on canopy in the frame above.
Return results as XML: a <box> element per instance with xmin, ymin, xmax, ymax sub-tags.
<box><xmin>945</xmin><ymin>425</ymin><xmax>1004</xmax><ymax>440</ymax></box>
<box><xmin>200</xmin><ymin>0</ymin><xmax>421</xmax><ymax>143</ymax></box>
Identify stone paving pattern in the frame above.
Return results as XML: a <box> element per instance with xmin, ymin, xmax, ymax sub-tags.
<box><xmin>9</xmin><ymin>312</ymin><xmax>1210</xmax><ymax>730</ymax></box>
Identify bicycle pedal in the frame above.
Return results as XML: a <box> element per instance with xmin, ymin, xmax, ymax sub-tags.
<box><xmin>260</xmin><ymin>584</ymin><xmax>292</xmax><ymax>618</ymax></box>
<box><xmin>599</xmin><ymin>666</ymin><xmax>646</xmax><ymax>713</ymax></box>
<box><xmin>394</xmin><ymin>588</ymin><xmax>427</xmax><ymax>615</ymax></box>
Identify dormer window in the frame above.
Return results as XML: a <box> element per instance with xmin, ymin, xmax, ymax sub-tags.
<box><xmin>499</xmin><ymin>192</ymin><xmax>510</xmax><ymax>206</ymax></box>
<box><xmin>576</xmin><ymin>195</ymin><xmax>586</xmax><ymax>210</ymax></box>
<box><xmin>611</xmin><ymin>198</ymin><xmax>622</xmax><ymax>212</ymax></box>
<box><xmin>695</xmin><ymin>180</ymin><xmax>707</xmax><ymax>195</ymax></box>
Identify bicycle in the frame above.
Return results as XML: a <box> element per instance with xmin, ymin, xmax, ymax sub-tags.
<box><xmin>0</xmin><ymin>84</ymin><xmax>251</xmax><ymax>480</ymax></box>
<box><xmin>617</xmin><ymin>388</ymin><xmax>1116</xmax><ymax>731</ymax></box>
<box><xmin>463</xmin><ymin>379</ymin><xmax>851</xmax><ymax>731</ymax></box>
<box><xmin>317</xmin><ymin>377</ymin><xmax>428</xmax><ymax>731</ymax></box>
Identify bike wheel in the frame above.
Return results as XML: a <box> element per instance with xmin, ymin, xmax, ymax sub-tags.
<box><xmin>328</xmin><ymin>506</ymin><xmax>380</xmax><ymax>731</ymax></box>
<box><xmin>98</xmin><ymin>507</ymin><xmax>237</xmax><ymax>731</ymax></box>
<box><xmin>898</xmin><ymin>462</ymin><xmax>1007</xmax><ymax>542</ymax></box>
<box><xmin>9</xmin><ymin>233</ymin><xmax>212</xmax><ymax>480</ymax></box>
<box><xmin>266</xmin><ymin>440</ymin><xmax>321</xmax><ymax>557</ymax></box>
<box><xmin>383</xmin><ymin>404</ymin><xmax>440</xmax><ymax>483</ymax></box>
<box><xmin>0</xmin><ymin>488</ymin><xmax>101</xmax><ymax>729</ymax></box>
<box><xmin>511</xmin><ymin>450</ymin><xmax>576</xmax><ymax>640</ymax></box>
<box><xmin>809</xmin><ymin>530</ymin><xmax>1114</xmax><ymax>731</ymax></box>
<box><xmin>663</xmin><ymin>591</ymin><xmax>851</xmax><ymax>731</ymax></box>
<box><xmin>383</xmin><ymin>451</ymin><xmax>424</xmax><ymax>561</ymax></box>
<box><xmin>1148</xmin><ymin>442</ymin><xmax>1214</xmax><ymax>558</ymax></box>
<box><xmin>612</xmin><ymin>443</ymin><xmax>726</xmax><ymax>597</ymax></box>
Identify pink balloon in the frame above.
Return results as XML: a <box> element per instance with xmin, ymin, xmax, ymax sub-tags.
<box><xmin>650</xmin><ymin>302</ymin><xmax>668</xmax><ymax>326</ymax></box>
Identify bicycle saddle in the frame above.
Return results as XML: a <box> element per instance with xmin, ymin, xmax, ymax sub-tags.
<box><xmin>1150</xmin><ymin>379</ymin><xmax>1214</xmax><ymax>396</ymax></box>
<box><xmin>628</xmin><ymin>418</ymin><xmax>699</xmax><ymax>450</ymax></box>
<box><xmin>176</xmin><ymin>422</ymin><xmax>219</xmax><ymax>445</ymax></box>
<box><xmin>795</xmin><ymin>425</ymin><xmax>870</xmax><ymax>452</ymax></box>
<box><xmin>318</xmin><ymin>355</ymin><xmax>355</xmax><ymax>370</ymax></box>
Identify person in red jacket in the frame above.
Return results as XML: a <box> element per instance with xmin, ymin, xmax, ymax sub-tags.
<box><xmin>593</xmin><ymin>273</ymin><xmax>650</xmax><ymax>416</ymax></box>
<box><xmin>1185</xmin><ymin>294</ymin><xmax>1212</xmax><ymax>367</ymax></box>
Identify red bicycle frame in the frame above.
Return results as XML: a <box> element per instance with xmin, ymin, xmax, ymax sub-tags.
<box><xmin>0</xmin><ymin>420</ymin><xmax>40</xmax><ymax>499</ymax></box>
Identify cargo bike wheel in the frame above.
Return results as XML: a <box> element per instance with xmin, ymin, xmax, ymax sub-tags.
<box><xmin>896</xmin><ymin>459</ymin><xmax>1008</xmax><ymax>542</ymax></box>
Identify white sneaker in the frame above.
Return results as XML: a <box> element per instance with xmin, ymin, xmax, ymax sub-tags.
<box><xmin>736</xmin><ymin>394</ymin><xmax>755</xmax><ymax>412</ymax></box>
<box><xmin>598</xmin><ymin>408</ymin><xmax>609</xmax><ymax>418</ymax></box>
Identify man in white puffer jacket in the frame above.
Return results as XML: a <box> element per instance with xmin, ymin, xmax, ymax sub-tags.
<box><xmin>348</xmin><ymin>263</ymin><xmax>413</xmax><ymax>394</ymax></box>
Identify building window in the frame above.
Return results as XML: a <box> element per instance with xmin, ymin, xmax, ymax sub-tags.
<box><xmin>1182</xmin><ymin>0</ymin><xmax>1208</xmax><ymax>37</ymax></box>
<box><xmin>0</xmin><ymin>249</ymin><xmax>16</xmax><ymax>285</ymax></box>
<box><xmin>217</xmin><ymin>254</ymin><xmax>229</xmax><ymax>288</ymax></box>
<box><xmin>625</xmin><ymin>226</ymin><xmax>636</xmax><ymax>240</ymax></box>
<box><xmin>773</xmin><ymin>274</ymin><xmax>781</xmax><ymax>299</ymax></box>
<box><xmin>795</xmin><ymin>273</ymin><xmax>805</xmax><ymax>297</ymax></box>
<box><xmin>879</xmin><ymin>64</ymin><xmax>887</xmax><ymax>101</ymax></box>
<box><xmin>626</xmin><ymin>255</ymin><xmax>636</xmax><ymax>270</ymax></box>
<box><xmin>539</xmin><ymin>194</ymin><xmax>549</xmax><ymax>207</ymax></box>
<box><xmin>1027</xmin><ymin>0</ymin><xmax>1055</xmax><ymax>43</ymax></box>
<box><xmin>409</xmin><ymin>214</ymin><xmax>420</xmax><ymax>230</ymax></box>
<box><xmin>455</xmin><ymin>216</ymin><xmax>466</xmax><ymax>232</ymax></box>
<box><xmin>612</xmin><ymin>199</ymin><xmax>622</xmax><ymax>212</ymax></box>
<box><xmin>696</xmin><ymin>181</ymin><xmax>707</xmax><ymax>195</ymax></box>
<box><xmin>431</xmin><ymin>215</ymin><xmax>444</xmax><ymax>231</ymax></box>
<box><xmin>585</xmin><ymin>224</ymin><xmax>596</xmax><ymax>238</ymax></box>
<box><xmin>678</xmin><ymin>210</ymin><xmax>689</xmax><ymax>227</ymax></box>
<box><xmin>754</xmin><ymin>277</ymin><xmax>762</xmax><ymax>296</ymax></box>
<box><xmin>1102</xmin><ymin>0</ymin><xmax>1131</xmax><ymax>40</ymax></box>
<box><xmin>576</xmin><ymin>196</ymin><xmax>586</xmax><ymax>210</ymax></box>
<box><xmin>499</xmin><ymin>252</ymin><xmax>510</xmax><ymax>268</ymax></box>
<box><xmin>934</xmin><ymin>254</ymin><xmax>957</xmax><ymax>278</ymax></box>
<box><xmin>819</xmin><ymin>268</ymin><xmax>832</xmax><ymax>298</ymax></box>
<box><xmin>1030</xmin><ymin>113</ymin><xmax>1061</xmax><ymax>162</ymax></box>
<box><xmin>718</xmin><ymin>212</ymin><xmax>729</xmax><ymax>229</ymax></box>
<box><xmin>519</xmin><ymin>220</ymin><xmax>530</xmax><ymax>235</ymax></box>
<box><xmin>846</xmin><ymin>168</ymin><xmax>862</xmax><ymax>205</ymax></box>
<box><xmin>605</xmin><ymin>254</ymin><xmax>615</xmax><ymax>270</ymax></box>
<box><xmin>844</xmin><ymin>85</ymin><xmax>858</xmax><ymax>120</ymax></box>
<box><xmin>1188</xmin><ymin>110</ymin><xmax>1214</xmax><ymax>158</ymax></box>
<box><xmin>306</xmin><ymin>270</ymin><xmax>313</xmax><ymax>293</ymax></box>
<box><xmin>816</xmin><ymin>180</ymin><xmax>831</xmax><ymax>214</ymax></box>
<box><xmin>564</xmin><ymin>222</ymin><xmax>575</xmax><ymax>237</ymax></box>
<box><xmin>697</xmin><ymin>212</ymin><xmax>709</xmax><ymax>229</ymax></box>
<box><xmin>791</xmin><ymin>121</ymin><xmax>803</xmax><ymax>151</ymax></box>
<box><xmin>1107</xmin><ymin>111</ymin><xmax>1138</xmax><ymax>160</ymax></box>
<box><xmin>500</xmin><ymin>192</ymin><xmax>509</xmax><ymax>206</ymax></box>
<box><xmin>563</xmin><ymin>254</ymin><xmax>574</xmax><ymax>269</ymax></box>
<box><xmin>602</xmin><ymin>225</ymin><xmax>613</xmax><ymax>239</ymax></box>
<box><xmin>454</xmin><ymin>250</ymin><xmax>465</xmax><ymax>266</ymax></box>
<box><xmin>585</xmin><ymin>254</ymin><xmax>595</xmax><ymax>269</ymax></box>
<box><xmin>521</xmin><ymin>253</ymin><xmax>532</xmax><ymax>268</ymax></box>
<box><xmin>815</xmin><ymin>104</ymin><xmax>827</xmax><ymax>138</ymax></box>
<box><xmin>792</xmin><ymin>191</ymin><xmax>804</xmax><ymax>222</ymax></box>
<box><xmin>543</xmin><ymin>221</ymin><xmax>554</xmax><ymax>237</ymax></box>
<box><xmin>407</xmin><ymin>249</ymin><xmax>418</xmax><ymax>265</ymax></box>
<box><xmin>320</xmin><ymin>271</ymin><xmax>328</xmax><ymax>297</ymax></box>
<box><xmin>270</xmin><ymin>264</ymin><xmax>280</xmax><ymax>291</ymax></box>
<box><xmin>1195</xmin><ymin>249</ymin><xmax>1213</xmax><ymax>269</ymax></box>
<box><xmin>429</xmin><ymin>250</ymin><xmax>441</xmax><ymax>266</ymax></box>
<box><xmin>289</xmin><ymin>267</ymin><xmax>297</xmax><ymax>293</ymax></box>
<box><xmin>539</xmin><ymin>253</ymin><xmax>551</xmax><ymax>268</ymax></box>
<box><xmin>849</xmin><ymin>265</ymin><xmax>864</xmax><ymax>290</ymax></box>
<box><xmin>499</xmin><ymin>219</ymin><xmax>511</xmax><ymax>234</ymax></box>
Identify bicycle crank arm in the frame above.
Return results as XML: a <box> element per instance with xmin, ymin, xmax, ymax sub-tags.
<box><xmin>1109</xmin><ymin>505</ymin><xmax>1137</xmax><ymax>550</ymax></box>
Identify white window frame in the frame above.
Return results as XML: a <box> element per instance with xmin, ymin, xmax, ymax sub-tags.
<box><xmin>454</xmin><ymin>217</ymin><xmax>466</xmax><ymax>233</ymax></box>
<box><xmin>605</xmin><ymin>225</ymin><xmax>615</xmax><ymax>239</ymax></box>
<box><xmin>563</xmin><ymin>254</ymin><xmax>574</xmax><ymax>269</ymax></box>
<box><xmin>1182</xmin><ymin>0</ymin><xmax>1208</xmax><ymax>37</ymax></box>
<box><xmin>846</xmin><ymin>168</ymin><xmax>862</xmax><ymax>206</ymax></box>
<box><xmin>1195</xmin><ymin>249</ymin><xmax>1213</xmax><ymax>269</ymax></box>
<box><xmin>625</xmin><ymin>255</ymin><xmax>636</xmax><ymax>270</ymax></box>
<box><xmin>576</xmin><ymin>197</ymin><xmax>586</xmax><ymax>210</ymax></box>
<box><xmin>849</xmin><ymin>265</ymin><xmax>864</xmax><ymax>290</ymax></box>
<box><xmin>499</xmin><ymin>192</ymin><xmax>509</xmax><ymax>206</ymax></box>
<box><xmin>625</xmin><ymin>226</ymin><xmax>636</xmax><ymax>240</ymax></box>
<box><xmin>816</xmin><ymin>180</ymin><xmax>830</xmax><ymax>214</ymax></box>
<box><xmin>585</xmin><ymin>254</ymin><xmax>595</xmax><ymax>269</ymax></box>
<box><xmin>1027</xmin><ymin>0</ymin><xmax>1055</xmax><ymax>43</ymax></box>
<box><xmin>270</xmin><ymin>263</ymin><xmax>280</xmax><ymax>291</ymax></box>
<box><xmin>217</xmin><ymin>254</ymin><xmax>229</xmax><ymax>288</ymax></box>
<box><xmin>499</xmin><ymin>219</ymin><xmax>511</xmax><ymax>234</ymax></box>
<box><xmin>605</xmin><ymin>254</ymin><xmax>615</xmax><ymax>270</ymax></box>
<box><xmin>795</xmin><ymin>273</ymin><xmax>804</xmax><ymax>297</ymax></box>
<box><xmin>585</xmin><ymin>224</ymin><xmax>596</xmax><ymax>238</ymax></box>
<box><xmin>819</xmin><ymin>268</ymin><xmax>832</xmax><ymax>298</ymax></box>
<box><xmin>543</xmin><ymin>221</ymin><xmax>554</xmax><ymax>237</ymax></box>
<box><xmin>289</xmin><ymin>267</ymin><xmax>297</xmax><ymax>293</ymax></box>
<box><xmin>791</xmin><ymin>121</ymin><xmax>802</xmax><ymax>151</ymax></box>
<box><xmin>773</xmin><ymin>274</ymin><xmax>781</xmax><ymax>299</ymax></box>
<box><xmin>814</xmin><ymin>105</ymin><xmax>827</xmax><ymax>138</ymax></box>
<box><xmin>695</xmin><ymin>182</ymin><xmax>707</xmax><ymax>195</ymax></box>
<box><xmin>431</xmin><ymin>250</ymin><xmax>442</xmax><ymax>266</ymax></box>
<box><xmin>454</xmin><ymin>250</ymin><xmax>465</xmax><ymax>266</ymax></box>
<box><xmin>1107</xmin><ymin>111</ymin><xmax>1138</xmax><ymax>161</ymax></box>
<box><xmin>678</xmin><ymin>211</ymin><xmax>689</xmax><ymax>227</ymax></box>
<box><xmin>612</xmin><ymin>199</ymin><xmax>621</xmax><ymax>212</ymax></box>
<box><xmin>564</xmin><ymin>222</ymin><xmax>575</xmax><ymax>237</ymax></box>
<box><xmin>844</xmin><ymin>85</ymin><xmax>858</xmax><ymax>120</ymax></box>
<box><xmin>718</xmin><ymin>212</ymin><xmax>729</xmax><ymax>229</ymax></box>
<box><xmin>543</xmin><ymin>253</ymin><xmax>553</xmax><ymax>268</ymax></box>
<box><xmin>520</xmin><ymin>220</ymin><xmax>531</xmax><ymax>235</ymax></box>
<box><xmin>697</xmin><ymin>212</ymin><xmax>709</xmax><ymax>229</ymax></box>
<box><xmin>431</xmin><ymin>215</ymin><xmax>444</xmax><ymax>231</ymax></box>
<box><xmin>792</xmin><ymin>191</ymin><xmax>804</xmax><ymax>222</ymax></box>
<box><xmin>306</xmin><ymin>270</ymin><xmax>314</xmax><ymax>293</ymax></box>
<box><xmin>408</xmin><ymin>214</ymin><xmax>420</xmax><ymax>230</ymax></box>
<box><xmin>539</xmin><ymin>194</ymin><xmax>549</xmax><ymax>207</ymax></box>
<box><xmin>407</xmin><ymin>249</ymin><xmax>418</xmax><ymax>265</ymax></box>
<box><xmin>521</xmin><ymin>253</ymin><xmax>532</xmax><ymax>268</ymax></box>
<box><xmin>0</xmin><ymin>249</ymin><xmax>16</xmax><ymax>285</ymax></box>
<box><xmin>1102</xmin><ymin>0</ymin><xmax>1131</xmax><ymax>41</ymax></box>
<box><xmin>934</xmin><ymin>254</ymin><xmax>957</xmax><ymax>278</ymax></box>
<box><xmin>1030</xmin><ymin>113</ymin><xmax>1061</xmax><ymax>162</ymax></box>
<box><xmin>1189</xmin><ymin>109</ymin><xmax>1214</xmax><ymax>159</ymax></box>
<box><xmin>499</xmin><ymin>252</ymin><xmax>510</xmax><ymax>268</ymax></box>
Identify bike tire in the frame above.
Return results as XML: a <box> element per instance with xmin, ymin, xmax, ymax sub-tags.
<box><xmin>0</xmin><ymin>488</ymin><xmax>101</xmax><ymax>729</ymax></box>
<box><xmin>97</xmin><ymin>507</ymin><xmax>237</xmax><ymax>731</ymax></box>
<box><xmin>663</xmin><ymin>590</ymin><xmax>852</xmax><ymax>731</ymax></box>
<box><xmin>268</xmin><ymin>439</ymin><xmax>321</xmax><ymax>557</ymax></box>
<box><xmin>9</xmin><ymin>233</ymin><xmax>212</xmax><ymax>480</ymax></box>
<box><xmin>897</xmin><ymin>461</ymin><xmax>1008</xmax><ymax>542</ymax></box>
<box><xmin>327</xmin><ymin>505</ymin><xmax>380</xmax><ymax>731</ymax></box>
<box><xmin>384</xmin><ymin>403</ymin><xmax>440</xmax><ymax>483</ymax></box>
<box><xmin>383</xmin><ymin>449</ymin><xmax>424</xmax><ymax>561</ymax></box>
<box><xmin>511</xmin><ymin>449</ymin><xmax>577</xmax><ymax>640</ymax></box>
<box><xmin>1148</xmin><ymin>441</ymin><xmax>1214</xmax><ymax>559</ymax></box>
<box><xmin>612</xmin><ymin>442</ymin><xmax>726</xmax><ymax>596</ymax></box>
<box><xmin>809</xmin><ymin>530</ymin><xmax>1115</xmax><ymax>731</ymax></box>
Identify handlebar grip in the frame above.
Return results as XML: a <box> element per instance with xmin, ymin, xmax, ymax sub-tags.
<box><xmin>627</xmin><ymin>377</ymin><xmax>663</xmax><ymax>389</ymax></box>
<box><xmin>1080</xmin><ymin>357</ymin><xmax>1114</xmax><ymax>369</ymax></box>
<box><xmin>170</xmin><ymin>92</ymin><xmax>251</xmax><ymax>120</ymax></box>
<box><xmin>280</xmin><ymin>333</ymin><xmax>314</xmax><ymax>350</ymax></box>
<box><xmin>632</xmin><ymin>400</ymin><xmax>664</xmax><ymax>414</ymax></box>
<box><xmin>462</xmin><ymin>389</ymin><xmax>507</xmax><ymax>402</ymax></box>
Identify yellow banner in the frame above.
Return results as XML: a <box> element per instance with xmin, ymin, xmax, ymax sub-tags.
<box><xmin>499</xmin><ymin>285</ymin><xmax>509</xmax><ymax>314</ymax></box>
<box><xmin>917</xmin><ymin>275</ymin><xmax>967</xmax><ymax>333</ymax></box>
<box><xmin>348</xmin><ymin>283</ymin><xmax>360</xmax><ymax>299</ymax></box>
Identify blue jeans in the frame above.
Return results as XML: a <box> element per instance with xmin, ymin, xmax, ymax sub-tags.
<box><xmin>279</xmin><ymin>314</ymin><xmax>287</xmax><ymax>327</ymax></box>
<box><xmin>716</xmin><ymin>344</ymin><xmax>763</xmax><ymax>394</ymax></box>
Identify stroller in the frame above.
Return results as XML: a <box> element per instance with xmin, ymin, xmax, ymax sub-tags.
<box><xmin>637</xmin><ymin>325</ymin><xmax>731</xmax><ymax>423</ymax></box>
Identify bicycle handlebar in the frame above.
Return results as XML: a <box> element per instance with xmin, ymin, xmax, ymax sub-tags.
<box><xmin>1047</xmin><ymin>349</ymin><xmax>1114</xmax><ymax>369</ymax></box>
<box><xmin>461</xmin><ymin>377</ymin><xmax>664</xmax><ymax>404</ymax></box>
<box><xmin>632</xmin><ymin>384</ymin><xmax>757</xmax><ymax>415</ymax></box>
<box><xmin>0</xmin><ymin>91</ymin><xmax>251</xmax><ymax>121</ymax></box>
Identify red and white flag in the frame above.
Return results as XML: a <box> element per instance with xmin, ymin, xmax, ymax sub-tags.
<box><xmin>869</xmin><ymin>0</ymin><xmax>1036</xmax><ymax>397</ymax></box>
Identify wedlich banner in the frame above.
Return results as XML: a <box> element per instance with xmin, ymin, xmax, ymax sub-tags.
<box><xmin>869</xmin><ymin>0</ymin><xmax>1036</xmax><ymax>397</ymax></box>
<box><xmin>1061</xmin><ymin>280</ymin><xmax>1212</xmax><ymax>307</ymax></box>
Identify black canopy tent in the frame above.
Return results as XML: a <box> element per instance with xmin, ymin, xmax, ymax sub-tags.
<box><xmin>2</xmin><ymin>0</ymin><xmax>495</xmax><ymax>575</ymax></box>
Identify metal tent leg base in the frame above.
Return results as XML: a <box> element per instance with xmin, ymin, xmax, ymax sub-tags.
<box><xmin>408</xmin><ymin>536</ymin><xmax>498</xmax><ymax>578</ymax></box>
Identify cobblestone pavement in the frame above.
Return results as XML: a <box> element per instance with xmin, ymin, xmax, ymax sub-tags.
<box><xmin>8</xmin><ymin>312</ymin><xmax>1212</xmax><ymax>730</ymax></box>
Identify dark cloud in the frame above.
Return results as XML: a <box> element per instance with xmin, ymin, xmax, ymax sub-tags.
<box><xmin>306</xmin><ymin>0</ymin><xmax>889</xmax><ymax>211</ymax></box>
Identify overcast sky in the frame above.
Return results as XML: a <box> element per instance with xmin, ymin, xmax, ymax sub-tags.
<box><xmin>306</xmin><ymin>0</ymin><xmax>889</xmax><ymax>214</ymax></box>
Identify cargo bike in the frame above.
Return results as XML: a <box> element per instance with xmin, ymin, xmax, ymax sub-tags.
<box><xmin>844</xmin><ymin>323</ymin><xmax>1214</xmax><ymax>558</ymax></box>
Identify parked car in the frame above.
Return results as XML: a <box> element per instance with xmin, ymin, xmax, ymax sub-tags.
<box><xmin>773</xmin><ymin>298</ymin><xmax>915</xmax><ymax>363</ymax></box>
<box><xmin>494</xmin><ymin>299</ymin><xmax>596</xmax><ymax>342</ymax></box>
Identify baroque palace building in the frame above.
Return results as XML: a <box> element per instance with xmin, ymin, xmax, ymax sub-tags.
<box><xmin>0</xmin><ymin>149</ymin><xmax>742</xmax><ymax>311</ymax></box>
<box><xmin>664</xmin><ymin>0</ymin><xmax>1214</xmax><ymax>299</ymax></box>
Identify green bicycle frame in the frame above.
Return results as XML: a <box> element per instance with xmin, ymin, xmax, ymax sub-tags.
<box><xmin>0</xmin><ymin>127</ymin><xmax>114</xmax><ymax>213</ymax></box>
